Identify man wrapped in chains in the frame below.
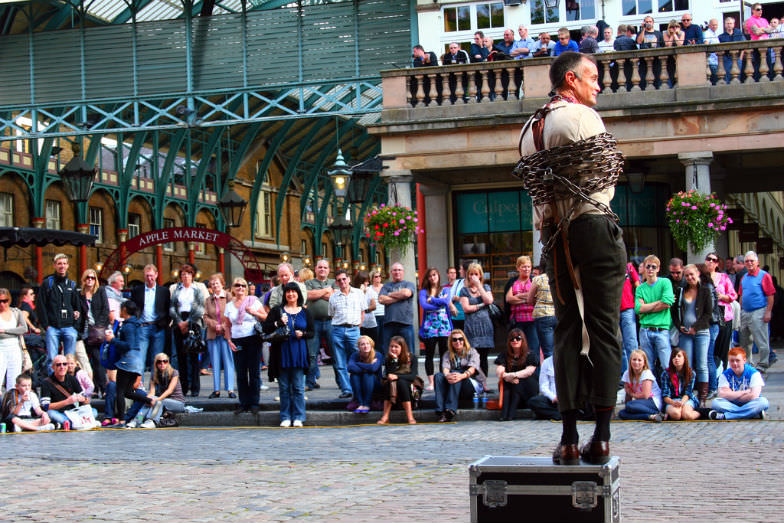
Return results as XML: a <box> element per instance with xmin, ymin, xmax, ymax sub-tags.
<box><xmin>513</xmin><ymin>52</ymin><xmax>626</xmax><ymax>466</ymax></box>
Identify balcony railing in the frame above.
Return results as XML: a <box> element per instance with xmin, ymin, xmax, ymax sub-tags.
<box><xmin>380</xmin><ymin>39</ymin><xmax>784</xmax><ymax>110</ymax></box>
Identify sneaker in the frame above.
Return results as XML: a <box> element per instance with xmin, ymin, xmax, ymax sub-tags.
<box><xmin>260</xmin><ymin>384</ymin><xmax>270</xmax><ymax>391</ymax></box>
<box><xmin>140</xmin><ymin>419</ymin><xmax>157</xmax><ymax>429</ymax></box>
<box><xmin>280</xmin><ymin>419</ymin><xmax>292</xmax><ymax>428</ymax></box>
<box><xmin>292</xmin><ymin>420</ymin><xmax>303</xmax><ymax>428</ymax></box>
<box><xmin>14</xmin><ymin>424</ymin><xmax>22</xmax><ymax>433</ymax></box>
<box><xmin>338</xmin><ymin>391</ymin><xmax>352</xmax><ymax>399</ymax></box>
<box><xmin>648</xmin><ymin>413</ymin><xmax>663</xmax><ymax>423</ymax></box>
<box><xmin>125</xmin><ymin>420</ymin><xmax>138</xmax><ymax>429</ymax></box>
<box><xmin>708</xmin><ymin>410</ymin><xmax>725</xmax><ymax>420</ymax></box>
<box><xmin>760</xmin><ymin>410</ymin><xmax>769</xmax><ymax>420</ymax></box>
<box><xmin>37</xmin><ymin>423</ymin><xmax>56</xmax><ymax>432</ymax></box>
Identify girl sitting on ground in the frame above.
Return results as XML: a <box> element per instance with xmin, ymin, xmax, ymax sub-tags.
<box><xmin>377</xmin><ymin>336</ymin><xmax>417</xmax><ymax>425</ymax></box>
<box><xmin>347</xmin><ymin>335</ymin><xmax>382</xmax><ymax>414</ymax></box>
<box><xmin>660</xmin><ymin>347</ymin><xmax>700</xmax><ymax>421</ymax></box>
<box><xmin>495</xmin><ymin>328</ymin><xmax>539</xmax><ymax>421</ymax></box>
<box><xmin>618</xmin><ymin>349</ymin><xmax>663</xmax><ymax>422</ymax></box>
<box><xmin>65</xmin><ymin>353</ymin><xmax>95</xmax><ymax>399</ymax></box>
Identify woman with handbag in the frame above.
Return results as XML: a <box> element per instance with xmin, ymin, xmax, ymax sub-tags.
<box><xmin>0</xmin><ymin>288</ymin><xmax>27</xmax><ymax>392</ymax></box>
<box><xmin>170</xmin><ymin>264</ymin><xmax>206</xmax><ymax>398</ymax></box>
<box><xmin>433</xmin><ymin>329</ymin><xmax>486</xmax><ymax>422</ymax></box>
<box><xmin>104</xmin><ymin>300</ymin><xmax>142</xmax><ymax>425</ymax></box>
<box><xmin>704</xmin><ymin>253</ymin><xmax>737</xmax><ymax>398</ymax></box>
<box><xmin>377</xmin><ymin>335</ymin><xmax>417</xmax><ymax>425</ymax></box>
<box><xmin>459</xmin><ymin>263</ymin><xmax>495</xmax><ymax>377</ymax></box>
<box><xmin>223</xmin><ymin>277</ymin><xmax>266</xmax><ymax>414</ymax></box>
<box><xmin>263</xmin><ymin>282</ymin><xmax>313</xmax><ymax>427</ymax></box>
<box><xmin>79</xmin><ymin>269</ymin><xmax>109</xmax><ymax>395</ymax></box>
<box><xmin>419</xmin><ymin>267</ymin><xmax>453</xmax><ymax>391</ymax></box>
<box><xmin>505</xmin><ymin>256</ymin><xmax>539</xmax><ymax>359</ymax></box>
<box><xmin>204</xmin><ymin>273</ymin><xmax>236</xmax><ymax>399</ymax></box>
<box><xmin>495</xmin><ymin>328</ymin><xmax>539</xmax><ymax>421</ymax></box>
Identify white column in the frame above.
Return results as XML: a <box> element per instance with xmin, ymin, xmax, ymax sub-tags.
<box><xmin>678</xmin><ymin>151</ymin><xmax>714</xmax><ymax>264</ymax></box>
<box><xmin>419</xmin><ymin>182</ymin><xmax>450</xmax><ymax>274</ymax></box>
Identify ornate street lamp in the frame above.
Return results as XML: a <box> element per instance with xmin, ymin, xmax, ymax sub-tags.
<box><xmin>348</xmin><ymin>157</ymin><xmax>382</xmax><ymax>205</ymax></box>
<box><xmin>59</xmin><ymin>144</ymin><xmax>96</xmax><ymax>203</ymax></box>
<box><xmin>217</xmin><ymin>180</ymin><xmax>248</xmax><ymax>228</ymax></box>
<box><xmin>328</xmin><ymin>149</ymin><xmax>352</xmax><ymax>198</ymax></box>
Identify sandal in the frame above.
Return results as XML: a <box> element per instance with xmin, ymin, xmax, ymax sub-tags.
<box><xmin>377</xmin><ymin>419</ymin><xmax>389</xmax><ymax>425</ymax></box>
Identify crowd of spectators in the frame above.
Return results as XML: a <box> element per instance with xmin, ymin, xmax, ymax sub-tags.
<box><xmin>1</xmin><ymin>243</ymin><xmax>776</xmax><ymax>431</ymax></box>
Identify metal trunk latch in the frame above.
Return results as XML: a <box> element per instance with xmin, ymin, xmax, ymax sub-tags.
<box><xmin>482</xmin><ymin>480</ymin><xmax>508</xmax><ymax>508</ymax></box>
<box><xmin>572</xmin><ymin>481</ymin><xmax>599</xmax><ymax>511</ymax></box>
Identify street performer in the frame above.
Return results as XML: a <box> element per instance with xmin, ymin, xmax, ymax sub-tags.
<box><xmin>514</xmin><ymin>52</ymin><xmax>626</xmax><ymax>465</ymax></box>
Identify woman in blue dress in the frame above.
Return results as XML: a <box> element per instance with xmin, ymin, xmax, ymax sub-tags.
<box><xmin>263</xmin><ymin>282</ymin><xmax>314</xmax><ymax>427</ymax></box>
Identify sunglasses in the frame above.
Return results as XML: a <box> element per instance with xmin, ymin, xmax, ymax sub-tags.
<box><xmin>233</xmin><ymin>283</ymin><xmax>247</xmax><ymax>288</ymax></box>
<box><xmin>645</xmin><ymin>264</ymin><xmax>658</xmax><ymax>270</ymax></box>
<box><xmin>0</xmin><ymin>299</ymin><xmax>9</xmax><ymax>304</ymax></box>
<box><xmin>511</xmin><ymin>336</ymin><xmax>523</xmax><ymax>341</ymax></box>
<box><xmin>451</xmin><ymin>337</ymin><xmax>465</xmax><ymax>342</ymax></box>
<box><xmin>705</xmin><ymin>257</ymin><xmax>718</xmax><ymax>262</ymax></box>
<box><xmin>54</xmin><ymin>362</ymin><xmax>68</xmax><ymax>367</ymax></box>
<box><xmin>156</xmin><ymin>360</ymin><xmax>169</xmax><ymax>364</ymax></box>
<box><xmin>85</xmin><ymin>276</ymin><xmax>96</xmax><ymax>280</ymax></box>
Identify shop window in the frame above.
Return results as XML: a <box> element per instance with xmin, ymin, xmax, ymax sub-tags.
<box><xmin>622</xmin><ymin>0</ymin><xmax>653</xmax><ymax>16</ymax></box>
<box><xmin>128</xmin><ymin>213</ymin><xmax>141</xmax><ymax>239</ymax></box>
<box><xmin>531</xmin><ymin>0</ymin><xmax>560</xmax><ymax>24</ymax></box>
<box><xmin>89</xmin><ymin>207</ymin><xmax>103</xmax><ymax>244</ymax></box>
<box><xmin>657</xmin><ymin>0</ymin><xmax>688</xmax><ymax>12</ymax></box>
<box><xmin>163</xmin><ymin>218</ymin><xmax>175</xmax><ymax>252</ymax></box>
<box><xmin>256</xmin><ymin>190</ymin><xmax>273</xmax><ymax>238</ymax></box>
<box><xmin>45</xmin><ymin>199</ymin><xmax>61</xmax><ymax>230</ymax></box>
<box><xmin>0</xmin><ymin>193</ymin><xmax>13</xmax><ymax>227</ymax></box>
<box><xmin>566</xmin><ymin>0</ymin><xmax>596</xmax><ymax>22</ymax></box>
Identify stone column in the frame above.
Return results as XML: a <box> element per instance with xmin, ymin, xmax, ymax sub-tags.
<box><xmin>678</xmin><ymin>152</ymin><xmax>714</xmax><ymax>264</ymax></box>
<box><xmin>419</xmin><ymin>182</ymin><xmax>450</xmax><ymax>273</ymax></box>
<box><xmin>380</xmin><ymin>169</ymin><xmax>419</xmax><ymax>351</ymax></box>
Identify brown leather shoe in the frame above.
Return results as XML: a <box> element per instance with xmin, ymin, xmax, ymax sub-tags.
<box><xmin>579</xmin><ymin>437</ymin><xmax>610</xmax><ymax>465</ymax></box>
<box><xmin>553</xmin><ymin>442</ymin><xmax>580</xmax><ymax>466</ymax></box>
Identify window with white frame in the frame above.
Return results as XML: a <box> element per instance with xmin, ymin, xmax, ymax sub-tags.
<box><xmin>531</xmin><ymin>0</ymin><xmax>560</xmax><ymax>25</ymax></box>
<box><xmin>89</xmin><ymin>207</ymin><xmax>103</xmax><ymax>244</ymax></box>
<box><xmin>566</xmin><ymin>0</ymin><xmax>596</xmax><ymax>22</ymax></box>
<box><xmin>128</xmin><ymin>213</ymin><xmax>141</xmax><ymax>239</ymax></box>
<box><xmin>443</xmin><ymin>2</ymin><xmax>505</xmax><ymax>33</ymax></box>
<box><xmin>255</xmin><ymin>190</ymin><xmax>273</xmax><ymax>238</ymax></box>
<box><xmin>622</xmin><ymin>0</ymin><xmax>653</xmax><ymax>16</ymax></box>
<box><xmin>195</xmin><ymin>223</ymin><xmax>206</xmax><ymax>255</ymax></box>
<box><xmin>657</xmin><ymin>0</ymin><xmax>689</xmax><ymax>13</ymax></box>
<box><xmin>45</xmin><ymin>200</ymin><xmax>61</xmax><ymax>230</ymax></box>
<box><xmin>0</xmin><ymin>193</ymin><xmax>13</xmax><ymax>227</ymax></box>
<box><xmin>163</xmin><ymin>218</ymin><xmax>175</xmax><ymax>251</ymax></box>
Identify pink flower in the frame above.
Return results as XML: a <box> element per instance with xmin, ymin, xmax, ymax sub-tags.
<box><xmin>690</xmin><ymin>205</ymin><xmax>698</xmax><ymax>210</ymax></box>
<box><xmin>720</xmin><ymin>226</ymin><xmax>726</xmax><ymax>231</ymax></box>
<box><xmin>676</xmin><ymin>219</ymin><xmax>680</xmax><ymax>223</ymax></box>
<box><xmin>400</xmin><ymin>219</ymin><xmax>405</xmax><ymax>224</ymax></box>
<box><xmin>413</xmin><ymin>218</ymin><xmax>418</xmax><ymax>222</ymax></box>
<box><xmin>681</xmin><ymin>202</ymin><xmax>688</xmax><ymax>207</ymax></box>
<box><xmin>708</xmin><ymin>223</ymin><xmax>714</xmax><ymax>228</ymax></box>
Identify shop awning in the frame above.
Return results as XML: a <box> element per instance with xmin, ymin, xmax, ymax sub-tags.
<box><xmin>0</xmin><ymin>227</ymin><xmax>97</xmax><ymax>248</ymax></box>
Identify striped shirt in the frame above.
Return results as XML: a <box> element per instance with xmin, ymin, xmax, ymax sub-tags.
<box><xmin>532</xmin><ymin>274</ymin><xmax>555</xmax><ymax>318</ymax></box>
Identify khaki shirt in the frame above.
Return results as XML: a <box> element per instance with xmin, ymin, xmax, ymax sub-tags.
<box><xmin>519</xmin><ymin>100</ymin><xmax>615</xmax><ymax>230</ymax></box>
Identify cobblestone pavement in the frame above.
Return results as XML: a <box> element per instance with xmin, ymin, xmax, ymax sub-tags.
<box><xmin>2</xmin><ymin>413</ymin><xmax>783</xmax><ymax>522</ymax></box>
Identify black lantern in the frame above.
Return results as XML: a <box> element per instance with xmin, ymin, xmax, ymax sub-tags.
<box><xmin>348</xmin><ymin>156</ymin><xmax>382</xmax><ymax>205</ymax></box>
<box><xmin>59</xmin><ymin>144</ymin><xmax>96</xmax><ymax>203</ymax></box>
<box><xmin>328</xmin><ymin>149</ymin><xmax>352</xmax><ymax>198</ymax></box>
<box><xmin>218</xmin><ymin>180</ymin><xmax>248</xmax><ymax>228</ymax></box>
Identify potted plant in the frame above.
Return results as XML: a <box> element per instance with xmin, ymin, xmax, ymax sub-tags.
<box><xmin>364</xmin><ymin>204</ymin><xmax>419</xmax><ymax>253</ymax></box>
<box><xmin>665</xmin><ymin>191</ymin><xmax>733</xmax><ymax>252</ymax></box>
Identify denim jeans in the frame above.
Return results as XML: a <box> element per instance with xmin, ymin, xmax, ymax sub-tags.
<box><xmin>306</xmin><ymin>319</ymin><xmax>332</xmax><ymax>387</ymax></box>
<box><xmin>679</xmin><ymin>329</ymin><xmax>710</xmax><ymax>382</ymax></box>
<box><xmin>707</xmin><ymin>324</ymin><xmax>719</xmax><ymax>392</ymax></box>
<box><xmin>619</xmin><ymin>308</ymin><xmax>637</xmax><ymax>378</ymax></box>
<box><xmin>350</xmin><ymin>371</ymin><xmax>379</xmax><ymax>406</ymax></box>
<box><xmin>138</xmin><ymin>398</ymin><xmax>186</xmax><ymax>423</ymax></box>
<box><xmin>381</xmin><ymin>322</ymin><xmax>415</xmax><ymax>358</ymax></box>
<box><xmin>618</xmin><ymin>398</ymin><xmax>659</xmax><ymax>420</ymax></box>
<box><xmin>534</xmin><ymin>315</ymin><xmax>556</xmax><ymax>360</ymax></box>
<box><xmin>712</xmin><ymin>396</ymin><xmax>769</xmax><ymax>420</ymax></box>
<box><xmin>514</xmin><ymin>321</ymin><xmax>539</xmax><ymax>364</ymax></box>
<box><xmin>434</xmin><ymin>372</ymin><xmax>475</xmax><ymax>413</ymax></box>
<box><xmin>104</xmin><ymin>380</ymin><xmax>117</xmax><ymax>418</ymax></box>
<box><xmin>208</xmin><ymin>337</ymin><xmax>236</xmax><ymax>392</ymax></box>
<box><xmin>138</xmin><ymin>324</ymin><xmax>166</xmax><ymax>375</ymax></box>
<box><xmin>47</xmin><ymin>406</ymin><xmax>98</xmax><ymax>426</ymax></box>
<box><xmin>639</xmin><ymin>328</ymin><xmax>671</xmax><ymax>372</ymax></box>
<box><xmin>45</xmin><ymin>326</ymin><xmax>78</xmax><ymax>369</ymax></box>
<box><xmin>330</xmin><ymin>325</ymin><xmax>359</xmax><ymax>394</ymax></box>
<box><xmin>278</xmin><ymin>367</ymin><xmax>306</xmax><ymax>422</ymax></box>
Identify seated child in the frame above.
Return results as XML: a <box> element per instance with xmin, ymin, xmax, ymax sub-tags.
<box><xmin>1</xmin><ymin>374</ymin><xmax>54</xmax><ymax>432</ymax></box>
<box><xmin>709</xmin><ymin>347</ymin><xmax>769</xmax><ymax>420</ymax></box>
<box><xmin>618</xmin><ymin>349</ymin><xmax>663</xmax><ymax>422</ymax></box>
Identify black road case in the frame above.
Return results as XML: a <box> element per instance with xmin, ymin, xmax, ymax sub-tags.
<box><xmin>469</xmin><ymin>455</ymin><xmax>620</xmax><ymax>523</ymax></box>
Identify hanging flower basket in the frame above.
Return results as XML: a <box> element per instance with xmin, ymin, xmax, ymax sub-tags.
<box><xmin>665</xmin><ymin>191</ymin><xmax>733</xmax><ymax>252</ymax></box>
<box><xmin>364</xmin><ymin>204</ymin><xmax>419</xmax><ymax>252</ymax></box>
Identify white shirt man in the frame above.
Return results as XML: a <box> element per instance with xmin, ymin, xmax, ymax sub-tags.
<box><xmin>598</xmin><ymin>27</ymin><xmax>615</xmax><ymax>52</ymax></box>
<box><xmin>328</xmin><ymin>269</ymin><xmax>365</xmax><ymax>398</ymax></box>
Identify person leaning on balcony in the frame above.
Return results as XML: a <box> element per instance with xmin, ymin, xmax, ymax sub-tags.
<box><xmin>744</xmin><ymin>3</ymin><xmax>772</xmax><ymax>40</ymax></box>
<box><xmin>552</xmin><ymin>27</ymin><xmax>579</xmax><ymax>57</ymax></box>
<box><xmin>636</xmin><ymin>16</ymin><xmax>663</xmax><ymax>48</ymax></box>
<box><xmin>441</xmin><ymin>42</ymin><xmax>469</xmax><ymax>65</ymax></box>
<box><xmin>613</xmin><ymin>24</ymin><xmax>637</xmax><ymax>51</ymax></box>
<box><xmin>680</xmin><ymin>13</ymin><xmax>703</xmax><ymax>45</ymax></box>
<box><xmin>531</xmin><ymin>32</ymin><xmax>555</xmax><ymax>57</ymax></box>
<box><xmin>412</xmin><ymin>44</ymin><xmax>438</xmax><ymax>67</ymax></box>
<box><xmin>718</xmin><ymin>17</ymin><xmax>746</xmax><ymax>83</ymax></box>
<box><xmin>511</xmin><ymin>24</ymin><xmax>536</xmax><ymax>59</ymax></box>
<box><xmin>578</xmin><ymin>25</ymin><xmax>599</xmax><ymax>54</ymax></box>
<box><xmin>663</xmin><ymin>20</ymin><xmax>685</xmax><ymax>47</ymax></box>
<box><xmin>469</xmin><ymin>31</ymin><xmax>488</xmax><ymax>62</ymax></box>
<box><xmin>492</xmin><ymin>28</ymin><xmax>516</xmax><ymax>60</ymax></box>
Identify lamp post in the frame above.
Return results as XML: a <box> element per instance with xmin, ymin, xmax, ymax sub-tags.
<box><xmin>59</xmin><ymin>143</ymin><xmax>97</xmax><ymax>277</ymax></box>
<box><xmin>328</xmin><ymin>150</ymin><xmax>355</xmax><ymax>260</ymax></box>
